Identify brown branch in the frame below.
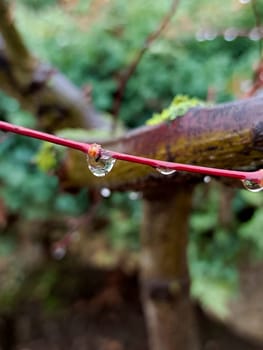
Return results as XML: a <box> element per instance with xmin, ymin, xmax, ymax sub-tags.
<box><xmin>140</xmin><ymin>187</ymin><xmax>199</xmax><ymax>350</ymax></box>
<box><xmin>0</xmin><ymin>1</ymin><xmax>109</xmax><ymax>131</ymax></box>
<box><xmin>0</xmin><ymin>0</ymin><xmax>32</xmax><ymax>65</ymax></box>
<box><xmin>111</xmin><ymin>0</ymin><xmax>180</xmax><ymax>124</ymax></box>
<box><xmin>63</xmin><ymin>96</ymin><xmax>263</xmax><ymax>191</ymax></box>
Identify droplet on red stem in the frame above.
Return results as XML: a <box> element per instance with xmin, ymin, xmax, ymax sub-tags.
<box><xmin>156</xmin><ymin>167</ymin><xmax>176</xmax><ymax>175</ymax></box>
<box><xmin>87</xmin><ymin>145</ymin><xmax>116</xmax><ymax>177</ymax></box>
<box><xmin>242</xmin><ymin>179</ymin><xmax>263</xmax><ymax>192</ymax></box>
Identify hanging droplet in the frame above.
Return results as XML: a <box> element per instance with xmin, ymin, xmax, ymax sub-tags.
<box><xmin>195</xmin><ymin>29</ymin><xmax>205</xmax><ymax>42</ymax></box>
<box><xmin>100</xmin><ymin>187</ymin><xmax>111</xmax><ymax>198</ymax></box>
<box><xmin>156</xmin><ymin>167</ymin><xmax>176</xmax><ymax>175</ymax></box>
<box><xmin>204</xmin><ymin>29</ymin><xmax>217</xmax><ymax>41</ymax></box>
<box><xmin>128</xmin><ymin>191</ymin><xmax>141</xmax><ymax>200</ymax></box>
<box><xmin>242</xmin><ymin>179</ymin><xmax>263</xmax><ymax>192</ymax></box>
<box><xmin>203</xmin><ymin>175</ymin><xmax>211</xmax><ymax>183</ymax></box>
<box><xmin>224</xmin><ymin>28</ymin><xmax>238</xmax><ymax>41</ymax></box>
<box><xmin>87</xmin><ymin>149</ymin><xmax>116</xmax><ymax>177</ymax></box>
<box><xmin>52</xmin><ymin>245</ymin><xmax>66</xmax><ymax>260</ymax></box>
<box><xmin>249</xmin><ymin>28</ymin><xmax>261</xmax><ymax>41</ymax></box>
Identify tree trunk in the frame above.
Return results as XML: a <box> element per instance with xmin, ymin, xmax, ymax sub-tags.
<box><xmin>140</xmin><ymin>187</ymin><xmax>200</xmax><ymax>350</ymax></box>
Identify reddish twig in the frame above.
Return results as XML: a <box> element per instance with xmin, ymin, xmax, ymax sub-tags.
<box><xmin>245</xmin><ymin>59</ymin><xmax>263</xmax><ymax>97</ymax></box>
<box><xmin>0</xmin><ymin>121</ymin><xmax>262</xmax><ymax>185</ymax></box>
<box><xmin>111</xmin><ymin>0</ymin><xmax>180</xmax><ymax>124</ymax></box>
<box><xmin>251</xmin><ymin>0</ymin><xmax>263</xmax><ymax>56</ymax></box>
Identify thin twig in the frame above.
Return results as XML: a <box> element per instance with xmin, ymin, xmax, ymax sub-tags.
<box><xmin>251</xmin><ymin>0</ymin><xmax>263</xmax><ymax>57</ymax></box>
<box><xmin>111</xmin><ymin>0</ymin><xmax>180</xmax><ymax>128</ymax></box>
<box><xmin>0</xmin><ymin>120</ymin><xmax>262</xmax><ymax>184</ymax></box>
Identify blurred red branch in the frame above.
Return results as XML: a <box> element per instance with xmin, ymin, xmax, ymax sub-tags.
<box><xmin>245</xmin><ymin>59</ymin><xmax>263</xmax><ymax>97</ymax></box>
<box><xmin>251</xmin><ymin>0</ymin><xmax>263</xmax><ymax>56</ymax></box>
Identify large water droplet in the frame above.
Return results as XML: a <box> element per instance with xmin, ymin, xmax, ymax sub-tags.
<box><xmin>156</xmin><ymin>167</ymin><xmax>176</xmax><ymax>175</ymax></box>
<box><xmin>87</xmin><ymin>151</ymin><xmax>116</xmax><ymax>177</ymax></box>
<box><xmin>242</xmin><ymin>179</ymin><xmax>263</xmax><ymax>192</ymax></box>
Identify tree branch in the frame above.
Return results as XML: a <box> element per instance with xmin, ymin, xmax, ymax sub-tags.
<box><xmin>63</xmin><ymin>96</ymin><xmax>263</xmax><ymax>191</ymax></box>
<box><xmin>0</xmin><ymin>1</ymin><xmax>109</xmax><ymax>131</ymax></box>
<box><xmin>251</xmin><ymin>0</ymin><xmax>263</xmax><ymax>56</ymax></box>
<box><xmin>140</xmin><ymin>187</ymin><xmax>200</xmax><ymax>350</ymax></box>
<box><xmin>0</xmin><ymin>0</ymin><xmax>32</xmax><ymax>65</ymax></box>
<box><xmin>111</xmin><ymin>0</ymin><xmax>180</xmax><ymax>122</ymax></box>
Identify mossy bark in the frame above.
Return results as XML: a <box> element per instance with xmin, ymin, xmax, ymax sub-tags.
<box><xmin>64</xmin><ymin>97</ymin><xmax>263</xmax><ymax>191</ymax></box>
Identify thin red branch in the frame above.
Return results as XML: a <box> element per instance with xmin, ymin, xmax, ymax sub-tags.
<box><xmin>245</xmin><ymin>59</ymin><xmax>263</xmax><ymax>97</ymax></box>
<box><xmin>111</xmin><ymin>0</ymin><xmax>180</xmax><ymax>122</ymax></box>
<box><xmin>0</xmin><ymin>121</ymin><xmax>88</xmax><ymax>153</ymax></box>
<box><xmin>0</xmin><ymin>121</ymin><xmax>262</xmax><ymax>185</ymax></box>
<box><xmin>251</xmin><ymin>0</ymin><xmax>263</xmax><ymax>56</ymax></box>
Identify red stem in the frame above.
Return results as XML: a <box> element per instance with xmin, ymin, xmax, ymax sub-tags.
<box><xmin>0</xmin><ymin>121</ymin><xmax>262</xmax><ymax>183</ymax></box>
<box><xmin>109</xmin><ymin>151</ymin><xmax>257</xmax><ymax>181</ymax></box>
<box><xmin>0</xmin><ymin>121</ymin><xmax>89</xmax><ymax>153</ymax></box>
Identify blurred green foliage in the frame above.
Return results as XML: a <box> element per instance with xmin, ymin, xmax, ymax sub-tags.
<box><xmin>14</xmin><ymin>0</ymin><xmax>259</xmax><ymax>126</ymax></box>
<box><xmin>0</xmin><ymin>94</ymin><xmax>89</xmax><ymax>219</ymax></box>
<box><xmin>0</xmin><ymin>0</ymin><xmax>262</xmax><ymax>313</ymax></box>
<box><xmin>189</xmin><ymin>182</ymin><xmax>263</xmax><ymax>316</ymax></box>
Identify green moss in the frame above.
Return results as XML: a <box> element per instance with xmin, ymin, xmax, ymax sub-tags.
<box><xmin>146</xmin><ymin>95</ymin><xmax>209</xmax><ymax>126</ymax></box>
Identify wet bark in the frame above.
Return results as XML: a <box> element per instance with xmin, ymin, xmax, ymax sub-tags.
<box><xmin>64</xmin><ymin>96</ymin><xmax>263</xmax><ymax>191</ymax></box>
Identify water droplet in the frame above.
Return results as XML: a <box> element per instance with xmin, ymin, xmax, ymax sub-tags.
<box><xmin>203</xmin><ymin>176</ymin><xmax>211</xmax><ymax>183</ymax></box>
<box><xmin>87</xmin><ymin>151</ymin><xmax>116</xmax><ymax>177</ymax></box>
<box><xmin>204</xmin><ymin>29</ymin><xmax>217</xmax><ymax>41</ymax></box>
<box><xmin>52</xmin><ymin>245</ymin><xmax>66</xmax><ymax>260</ymax></box>
<box><xmin>195</xmin><ymin>29</ymin><xmax>205</xmax><ymax>42</ymax></box>
<box><xmin>242</xmin><ymin>179</ymin><xmax>263</xmax><ymax>192</ymax></box>
<box><xmin>100</xmin><ymin>187</ymin><xmax>111</xmax><ymax>198</ymax></box>
<box><xmin>156</xmin><ymin>167</ymin><xmax>176</xmax><ymax>175</ymax></box>
<box><xmin>128</xmin><ymin>191</ymin><xmax>141</xmax><ymax>200</ymax></box>
<box><xmin>249</xmin><ymin>28</ymin><xmax>261</xmax><ymax>41</ymax></box>
<box><xmin>224</xmin><ymin>28</ymin><xmax>238</xmax><ymax>41</ymax></box>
